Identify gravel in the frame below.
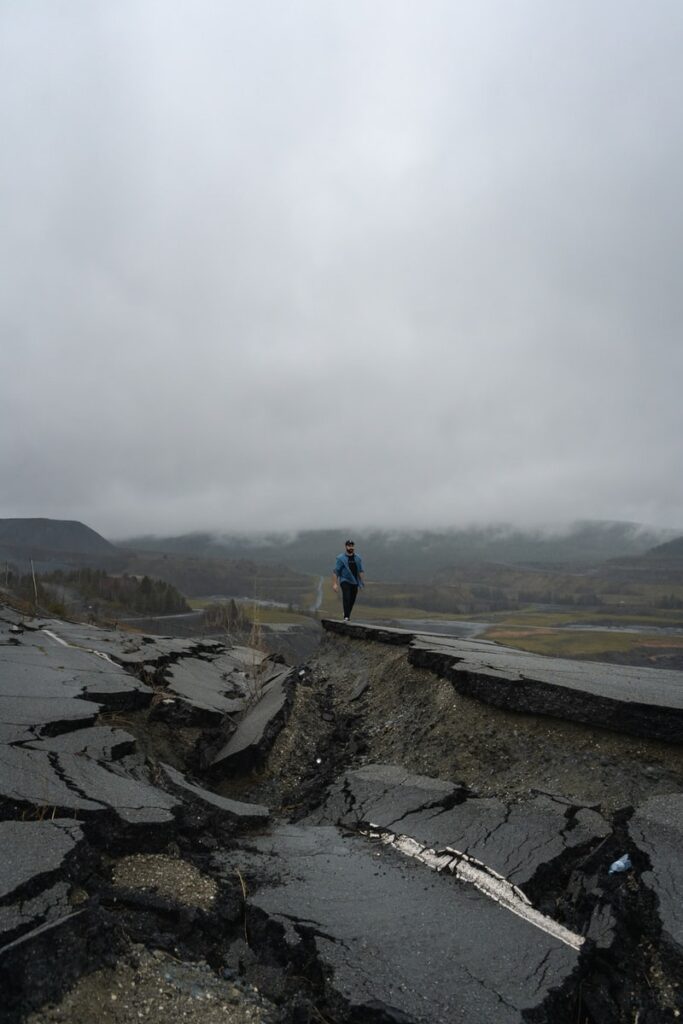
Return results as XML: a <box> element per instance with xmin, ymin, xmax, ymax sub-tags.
<box><xmin>112</xmin><ymin>855</ymin><xmax>218</xmax><ymax>910</ymax></box>
<box><xmin>27</xmin><ymin>946</ymin><xmax>276</xmax><ymax>1024</ymax></box>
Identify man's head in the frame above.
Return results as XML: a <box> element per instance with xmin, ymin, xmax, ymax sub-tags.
<box><xmin>345</xmin><ymin>539</ymin><xmax>355</xmax><ymax>553</ymax></box>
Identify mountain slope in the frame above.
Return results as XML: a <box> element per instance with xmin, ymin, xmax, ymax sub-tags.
<box><xmin>0</xmin><ymin>518</ymin><xmax>120</xmax><ymax>572</ymax></box>
<box><xmin>645</xmin><ymin>536</ymin><xmax>683</xmax><ymax>560</ymax></box>
<box><xmin>0</xmin><ymin>518</ymin><xmax>116</xmax><ymax>554</ymax></box>
<box><xmin>123</xmin><ymin>521</ymin><xmax>676</xmax><ymax>583</ymax></box>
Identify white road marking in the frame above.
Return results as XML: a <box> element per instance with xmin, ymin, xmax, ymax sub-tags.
<box><xmin>361</xmin><ymin>826</ymin><xmax>584</xmax><ymax>951</ymax></box>
<box><xmin>41</xmin><ymin>629</ymin><xmax>119</xmax><ymax>666</ymax></box>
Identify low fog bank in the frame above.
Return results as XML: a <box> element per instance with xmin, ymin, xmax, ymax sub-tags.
<box><xmin>119</xmin><ymin>519</ymin><xmax>681</xmax><ymax>582</ymax></box>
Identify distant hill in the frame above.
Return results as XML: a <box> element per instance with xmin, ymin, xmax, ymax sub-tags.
<box><xmin>125</xmin><ymin>550</ymin><xmax>314</xmax><ymax>603</ymax></box>
<box><xmin>0</xmin><ymin>518</ymin><xmax>315</xmax><ymax>604</ymax></box>
<box><xmin>645</xmin><ymin>536</ymin><xmax>683</xmax><ymax>560</ymax></box>
<box><xmin>123</xmin><ymin>521</ymin><xmax>677</xmax><ymax>583</ymax></box>
<box><xmin>0</xmin><ymin>518</ymin><xmax>121</xmax><ymax>573</ymax></box>
<box><xmin>601</xmin><ymin>534</ymin><xmax>683</xmax><ymax>585</ymax></box>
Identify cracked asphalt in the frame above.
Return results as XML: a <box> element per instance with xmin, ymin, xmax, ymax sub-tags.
<box><xmin>233</xmin><ymin>627</ymin><xmax>683</xmax><ymax>1021</ymax></box>
<box><xmin>3</xmin><ymin>607</ymin><xmax>683</xmax><ymax>1023</ymax></box>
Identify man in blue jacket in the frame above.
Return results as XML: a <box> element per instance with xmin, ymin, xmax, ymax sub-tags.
<box><xmin>332</xmin><ymin>539</ymin><xmax>365</xmax><ymax>621</ymax></box>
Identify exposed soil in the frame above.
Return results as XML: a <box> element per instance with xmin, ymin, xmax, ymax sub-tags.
<box><xmin>27</xmin><ymin>946</ymin><xmax>275</xmax><ymax>1024</ymax></box>
<box><xmin>238</xmin><ymin>632</ymin><xmax>683</xmax><ymax>817</ymax></box>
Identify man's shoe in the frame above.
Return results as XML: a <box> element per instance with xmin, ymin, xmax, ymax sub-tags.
<box><xmin>343</xmin><ymin>617</ymin><xmax>349</xmax><ymax>621</ymax></box>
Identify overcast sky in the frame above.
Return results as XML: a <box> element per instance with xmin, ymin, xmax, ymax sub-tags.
<box><xmin>1</xmin><ymin>1</ymin><xmax>682</xmax><ymax>539</ymax></box>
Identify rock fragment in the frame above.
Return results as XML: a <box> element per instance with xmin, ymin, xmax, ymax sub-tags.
<box><xmin>164</xmin><ymin>657</ymin><xmax>247</xmax><ymax>724</ymax></box>
<box><xmin>210</xmin><ymin>667</ymin><xmax>294</xmax><ymax>773</ymax></box>
<box><xmin>244</xmin><ymin>823</ymin><xmax>579</xmax><ymax>1023</ymax></box>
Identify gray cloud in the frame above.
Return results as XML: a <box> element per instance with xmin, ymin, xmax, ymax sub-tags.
<box><xmin>1</xmin><ymin>1</ymin><xmax>682</xmax><ymax>537</ymax></box>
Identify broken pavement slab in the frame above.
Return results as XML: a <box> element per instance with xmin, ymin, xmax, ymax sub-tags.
<box><xmin>0</xmin><ymin>820</ymin><xmax>84</xmax><ymax>905</ymax></box>
<box><xmin>242</xmin><ymin>823</ymin><xmax>580</xmax><ymax>1023</ymax></box>
<box><xmin>0</xmin><ymin>611</ymin><xmax>282</xmax><ymax>829</ymax></box>
<box><xmin>0</xmin><ymin>695</ymin><xmax>98</xmax><ymax>745</ymax></box>
<box><xmin>0</xmin><ymin>745</ymin><xmax>178</xmax><ymax>825</ymax></box>
<box><xmin>163</xmin><ymin>657</ymin><xmax>247</xmax><ymax>724</ymax></box>
<box><xmin>410</xmin><ymin>635</ymin><xmax>683</xmax><ymax>743</ymax></box>
<box><xmin>322</xmin><ymin>620</ymin><xmax>683</xmax><ymax>743</ymax></box>
<box><xmin>313</xmin><ymin>764</ymin><xmax>610</xmax><ymax>888</ymax></box>
<box><xmin>308</xmin><ymin>763</ymin><xmax>462</xmax><ymax>828</ymax></box>
<box><xmin>0</xmin><ymin>605</ymin><xmax>288</xmax><ymax>1019</ymax></box>
<box><xmin>209</xmin><ymin>666</ymin><xmax>295</xmax><ymax>773</ymax></box>
<box><xmin>0</xmin><ymin>820</ymin><xmax>86</xmax><ymax>948</ymax></box>
<box><xmin>0</xmin><ymin>626</ymin><xmax>176</xmax><ymax>827</ymax></box>
<box><xmin>27</xmin><ymin>725</ymin><xmax>137</xmax><ymax>761</ymax></box>
<box><xmin>160</xmin><ymin>763</ymin><xmax>269</xmax><ymax>824</ymax></box>
<box><xmin>34</xmin><ymin>618</ymin><xmax>223</xmax><ymax>669</ymax></box>
<box><xmin>157</xmin><ymin>647</ymin><xmax>284</xmax><ymax>723</ymax></box>
<box><xmin>31</xmin><ymin>619</ymin><xmax>281</xmax><ymax>732</ymax></box>
<box><xmin>395</xmin><ymin>794</ymin><xmax>610</xmax><ymax>889</ymax></box>
<box><xmin>0</xmin><ymin>627</ymin><xmax>153</xmax><ymax>721</ymax></box>
<box><xmin>0</xmin><ymin>811</ymin><xmax>109</xmax><ymax>1019</ymax></box>
<box><xmin>629</xmin><ymin>793</ymin><xmax>683</xmax><ymax>955</ymax></box>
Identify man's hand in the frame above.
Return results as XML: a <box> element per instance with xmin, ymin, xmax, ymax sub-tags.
<box><xmin>332</xmin><ymin>581</ymin><xmax>338</xmax><ymax>592</ymax></box>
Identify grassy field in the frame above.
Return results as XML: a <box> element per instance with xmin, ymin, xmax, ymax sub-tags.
<box><xmin>188</xmin><ymin>578</ymin><xmax>683</xmax><ymax>660</ymax></box>
<box><xmin>482</xmin><ymin>624</ymin><xmax>683</xmax><ymax>659</ymax></box>
<box><xmin>191</xmin><ymin>586</ymin><xmax>683</xmax><ymax>619</ymax></box>
<box><xmin>481</xmin><ymin>608</ymin><xmax>683</xmax><ymax>628</ymax></box>
<box><xmin>317</xmin><ymin>580</ymin><xmax>468</xmax><ymax>622</ymax></box>
<box><xmin>191</xmin><ymin>587</ymin><xmax>476</xmax><ymax>624</ymax></box>
<box><xmin>188</xmin><ymin>596</ymin><xmax>314</xmax><ymax>626</ymax></box>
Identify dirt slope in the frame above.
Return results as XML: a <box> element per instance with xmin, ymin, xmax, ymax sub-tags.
<box><xmin>238</xmin><ymin>632</ymin><xmax>683</xmax><ymax>817</ymax></box>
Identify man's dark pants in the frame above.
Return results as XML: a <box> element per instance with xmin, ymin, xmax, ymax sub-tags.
<box><xmin>340</xmin><ymin>582</ymin><xmax>359</xmax><ymax>619</ymax></box>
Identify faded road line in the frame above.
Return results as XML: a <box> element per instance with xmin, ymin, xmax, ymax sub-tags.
<box><xmin>362</xmin><ymin>826</ymin><xmax>585</xmax><ymax>951</ymax></box>
<box><xmin>41</xmin><ymin>628</ymin><xmax>120</xmax><ymax>667</ymax></box>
